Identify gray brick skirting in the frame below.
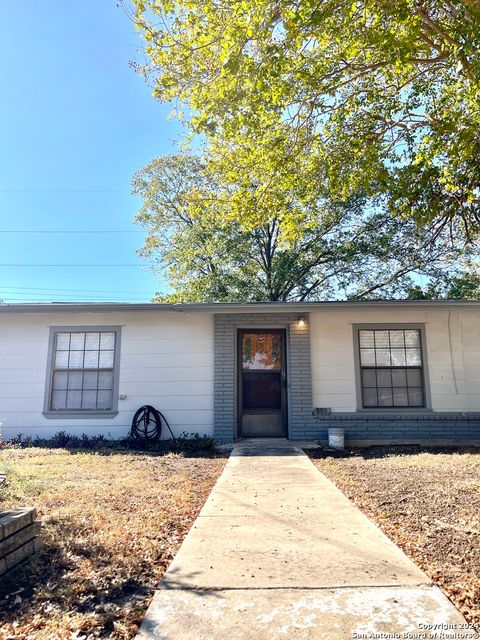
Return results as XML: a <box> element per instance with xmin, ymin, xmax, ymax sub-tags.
<box><xmin>310</xmin><ymin>412</ymin><xmax>480</xmax><ymax>446</ymax></box>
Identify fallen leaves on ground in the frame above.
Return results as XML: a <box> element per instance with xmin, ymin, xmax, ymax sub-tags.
<box><xmin>309</xmin><ymin>446</ymin><xmax>480</xmax><ymax>629</ymax></box>
<box><xmin>0</xmin><ymin>448</ymin><xmax>226</xmax><ymax>639</ymax></box>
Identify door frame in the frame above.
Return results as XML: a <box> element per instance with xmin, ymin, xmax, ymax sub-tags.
<box><xmin>237</xmin><ymin>328</ymin><xmax>288</xmax><ymax>437</ymax></box>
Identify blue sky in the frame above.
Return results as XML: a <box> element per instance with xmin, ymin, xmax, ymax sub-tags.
<box><xmin>0</xmin><ymin>1</ymin><xmax>181</xmax><ymax>302</ymax></box>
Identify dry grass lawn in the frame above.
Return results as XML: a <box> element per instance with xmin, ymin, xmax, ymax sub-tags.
<box><xmin>309</xmin><ymin>446</ymin><xmax>480</xmax><ymax>630</ymax></box>
<box><xmin>0</xmin><ymin>447</ymin><xmax>226</xmax><ymax>639</ymax></box>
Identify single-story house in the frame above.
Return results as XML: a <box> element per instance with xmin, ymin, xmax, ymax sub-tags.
<box><xmin>0</xmin><ymin>300</ymin><xmax>479</xmax><ymax>445</ymax></box>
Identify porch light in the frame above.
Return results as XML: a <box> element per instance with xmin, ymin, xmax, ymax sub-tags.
<box><xmin>298</xmin><ymin>316</ymin><xmax>306</xmax><ymax>326</ymax></box>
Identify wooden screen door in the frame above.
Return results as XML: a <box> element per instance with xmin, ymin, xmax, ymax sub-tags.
<box><xmin>238</xmin><ymin>329</ymin><xmax>287</xmax><ymax>437</ymax></box>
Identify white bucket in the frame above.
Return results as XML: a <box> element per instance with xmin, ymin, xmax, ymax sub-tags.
<box><xmin>328</xmin><ymin>427</ymin><xmax>345</xmax><ymax>450</ymax></box>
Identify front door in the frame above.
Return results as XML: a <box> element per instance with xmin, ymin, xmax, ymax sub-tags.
<box><xmin>238</xmin><ymin>329</ymin><xmax>287</xmax><ymax>437</ymax></box>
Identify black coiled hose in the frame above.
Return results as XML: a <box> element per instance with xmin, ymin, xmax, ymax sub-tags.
<box><xmin>130</xmin><ymin>405</ymin><xmax>176</xmax><ymax>446</ymax></box>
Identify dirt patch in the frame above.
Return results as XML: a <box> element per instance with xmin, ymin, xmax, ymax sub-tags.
<box><xmin>308</xmin><ymin>446</ymin><xmax>480</xmax><ymax>629</ymax></box>
<box><xmin>0</xmin><ymin>448</ymin><xmax>227</xmax><ymax>639</ymax></box>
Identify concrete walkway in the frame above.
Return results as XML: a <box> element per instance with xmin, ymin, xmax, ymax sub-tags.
<box><xmin>138</xmin><ymin>440</ymin><xmax>470</xmax><ymax>639</ymax></box>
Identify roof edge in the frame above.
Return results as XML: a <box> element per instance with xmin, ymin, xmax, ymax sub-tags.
<box><xmin>0</xmin><ymin>300</ymin><xmax>480</xmax><ymax>313</ymax></box>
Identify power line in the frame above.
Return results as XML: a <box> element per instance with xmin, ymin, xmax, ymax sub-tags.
<box><xmin>0</xmin><ymin>290</ymin><xmax>153</xmax><ymax>300</ymax></box>
<box><xmin>2</xmin><ymin>299</ymin><xmax>152</xmax><ymax>303</ymax></box>
<box><xmin>0</xmin><ymin>264</ymin><xmax>154</xmax><ymax>267</ymax></box>
<box><xmin>0</xmin><ymin>291</ymin><xmax>153</xmax><ymax>302</ymax></box>
<box><xmin>1</xmin><ymin>296</ymin><xmax>153</xmax><ymax>302</ymax></box>
<box><xmin>0</xmin><ymin>230</ymin><xmax>144</xmax><ymax>234</ymax></box>
<box><xmin>0</xmin><ymin>188</ymin><xmax>130</xmax><ymax>192</ymax></box>
<box><xmin>0</xmin><ymin>285</ymin><xmax>154</xmax><ymax>294</ymax></box>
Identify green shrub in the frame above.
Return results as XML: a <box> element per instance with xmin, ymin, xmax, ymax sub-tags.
<box><xmin>175</xmin><ymin>432</ymin><xmax>217</xmax><ymax>454</ymax></box>
<box><xmin>0</xmin><ymin>431</ymin><xmax>218</xmax><ymax>455</ymax></box>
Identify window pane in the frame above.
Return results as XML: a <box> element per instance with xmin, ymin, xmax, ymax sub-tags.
<box><xmin>97</xmin><ymin>389</ymin><xmax>113</xmax><ymax>409</ymax></box>
<box><xmin>51</xmin><ymin>389</ymin><xmax>67</xmax><ymax>409</ymax></box>
<box><xmin>392</xmin><ymin>369</ymin><xmax>407</xmax><ymax>387</ymax></box>
<box><xmin>69</xmin><ymin>333</ymin><xmax>85</xmax><ymax>350</ymax></box>
<box><xmin>98</xmin><ymin>371</ymin><xmax>113</xmax><ymax>389</ymax></box>
<box><xmin>56</xmin><ymin>333</ymin><xmax>70</xmax><ymax>350</ymax></box>
<box><xmin>84</xmin><ymin>350</ymin><xmax>99</xmax><ymax>368</ymax></box>
<box><xmin>363</xmin><ymin>388</ymin><xmax>377</xmax><ymax>406</ymax></box>
<box><xmin>99</xmin><ymin>350</ymin><xmax>114</xmax><ymax>368</ymax></box>
<box><xmin>241</xmin><ymin>332</ymin><xmax>282</xmax><ymax>370</ymax></box>
<box><xmin>362</xmin><ymin>369</ymin><xmax>376</xmax><ymax>387</ymax></box>
<box><xmin>405</xmin><ymin>330</ymin><xmax>420</xmax><ymax>347</ymax></box>
<box><xmin>83</xmin><ymin>371</ymin><xmax>98</xmax><ymax>390</ymax></box>
<box><xmin>52</xmin><ymin>371</ymin><xmax>68</xmax><ymax>390</ymax></box>
<box><xmin>391</xmin><ymin>349</ymin><xmax>406</xmax><ymax>366</ymax></box>
<box><xmin>82</xmin><ymin>390</ymin><xmax>98</xmax><ymax>409</ymax></box>
<box><xmin>408</xmin><ymin>388</ymin><xmax>424</xmax><ymax>406</ymax></box>
<box><xmin>393</xmin><ymin>388</ymin><xmax>408</xmax><ymax>406</ymax></box>
<box><xmin>378</xmin><ymin>388</ymin><xmax>393</xmax><ymax>406</ymax></box>
<box><xmin>54</xmin><ymin>351</ymin><xmax>69</xmax><ymax>368</ymax></box>
<box><xmin>376</xmin><ymin>349</ymin><xmax>391</xmax><ymax>366</ymax></box>
<box><xmin>374</xmin><ymin>331</ymin><xmax>390</xmax><ymax>348</ymax></box>
<box><xmin>389</xmin><ymin>331</ymin><xmax>405</xmax><ymax>348</ymax></box>
<box><xmin>407</xmin><ymin>369</ymin><xmax>422</xmax><ymax>387</ymax></box>
<box><xmin>68</xmin><ymin>350</ymin><xmax>84</xmax><ymax>368</ymax></box>
<box><xmin>85</xmin><ymin>332</ymin><xmax>100</xmax><ymax>350</ymax></box>
<box><xmin>100</xmin><ymin>332</ymin><xmax>115</xmax><ymax>350</ymax></box>
<box><xmin>360</xmin><ymin>349</ymin><xmax>375</xmax><ymax>366</ymax></box>
<box><xmin>406</xmin><ymin>349</ymin><xmax>422</xmax><ymax>366</ymax></box>
<box><xmin>66</xmin><ymin>389</ymin><xmax>82</xmax><ymax>409</ymax></box>
<box><xmin>376</xmin><ymin>369</ymin><xmax>391</xmax><ymax>387</ymax></box>
<box><xmin>359</xmin><ymin>331</ymin><xmax>374</xmax><ymax>348</ymax></box>
<box><xmin>67</xmin><ymin>371</ymin><xmax>83</xmax><ymax>389</ymax></box>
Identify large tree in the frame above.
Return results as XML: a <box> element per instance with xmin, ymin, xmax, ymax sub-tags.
<box><xmin>132</xmin><ymin>154</ymin><xmax>473</xmax><ymax>301</ymax></box>
<box><xmin>128</xmin><ymin>0</ymin><xmax>480</xmax><ymax>238</ymax></box>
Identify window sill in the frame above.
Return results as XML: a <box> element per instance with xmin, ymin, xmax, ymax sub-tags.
<box><xmin>42</xmin><ymin>410</ymin><xmax>118</xmax><ymax>419</ymax></box>
<box><xmin>355</xmin><ymin>408</ymin><xmax>433</xmax><ymax>414</ymax></box>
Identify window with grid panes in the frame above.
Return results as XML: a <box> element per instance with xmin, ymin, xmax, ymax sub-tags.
<box><xmin>358</xmin><ymin>329</ymin><xmax>425</xmax><ymax>408</ymax></box>
<box><xmin>49</xmin><ymin>330</ymin><xmax>118</xmax><ymax>411</ymax></box>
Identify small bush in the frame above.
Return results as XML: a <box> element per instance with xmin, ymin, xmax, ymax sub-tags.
<box><xmin>175</xmin><ymin>432</ymin><xmax>217</xmax><ymax>454</ymax></box>
<box><xmin>0</xmin><ymin>431</ymin><xmax>126</xmax><ymax>451</ymax></box>
<box><xmin>0</xmin><ymin>430</ymin><xmax>218</xmax><ymax>455</ymax></box>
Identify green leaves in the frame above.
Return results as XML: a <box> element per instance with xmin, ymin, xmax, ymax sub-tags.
<box><xmin>132</xmin><ymin>154</ymin><xmax>475</xmax><ymax>302</ymax></box>
<box><xmin>130</xmin><ymin>0</ymin><xmax>480</xmax><ymax>237</ymax></box>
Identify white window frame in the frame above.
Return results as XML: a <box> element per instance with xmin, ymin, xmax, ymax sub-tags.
<box><xmin>43</xmin><ymin>325</ymin><xmax>121</xmax><ymax>418</ymax></box>
<box><xmin>352</xmin><ymin>323</ymin><xmax>432</xmax><ymax>412</ymax></box>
